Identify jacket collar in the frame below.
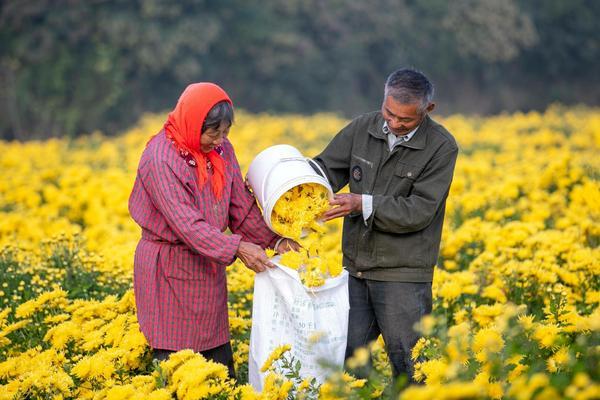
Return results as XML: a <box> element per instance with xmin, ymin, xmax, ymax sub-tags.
<box><xmin>368</xmin><ymin>113</ymin><xmax>430</xmax><ymax>150</ymax></box>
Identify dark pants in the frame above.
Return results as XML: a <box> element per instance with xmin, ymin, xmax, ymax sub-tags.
<box><xmin>153</xmin><ymin>341</ymin><xmax>236</xmax><ymax>379</ymax></box>
<box><xmin>344</xmin><ymin>275</ymin><xmax>432</xmax><ymax>384</ymax></box>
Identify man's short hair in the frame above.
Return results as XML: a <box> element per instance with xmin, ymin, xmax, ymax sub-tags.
<box><xmin>385</xmin><ymin>68</ymin><xmax>434</xmax><ymax>112</ymax></box>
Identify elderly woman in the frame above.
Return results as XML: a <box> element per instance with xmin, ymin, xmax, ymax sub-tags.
<box><xmin>128</xmin><ymin>83</ymin><xmax>297</xmax><ymax>377</ymax></box>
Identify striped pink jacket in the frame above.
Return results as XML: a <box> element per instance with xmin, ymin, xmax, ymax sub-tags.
<box><xmin>128</xmin><ymin>131</ymin><xmax>278</xmax><ymax>351</ymax></box>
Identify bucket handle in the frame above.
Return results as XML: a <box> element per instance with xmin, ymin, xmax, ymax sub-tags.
<box><xmin>259</xmin><ymin>157</ymin><xmax>306</xmax><ymax>204</ymax></box>
<box><xmin>306</xmin><ymin>158</ymin><xmax>328</xmax><ymax>181</ymax></box>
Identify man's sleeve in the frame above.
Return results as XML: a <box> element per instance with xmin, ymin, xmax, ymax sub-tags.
<box><xmin>312</xmin><ymin>119</ymin><xmax>357</xmax><ymax>192</ymax></box>
<box><xmin>368</xmin><ymin>145</ymin><xmax>458</xmax><ymax>234</ymax></box>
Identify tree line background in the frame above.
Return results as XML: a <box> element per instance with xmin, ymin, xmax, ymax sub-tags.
<box><xmin>1</xmin><ymin>0</ymin><xmax>598</xmax><ymax>140</ymax></box>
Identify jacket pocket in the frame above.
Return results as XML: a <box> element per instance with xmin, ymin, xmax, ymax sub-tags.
<box><xmin>165</xmin><ymin>275</ymin><xmax>222</xmax><ymax>319</ymax></box>
<box><xmin>375</xmin><ymin>230</ymin><xmax>425</xmax><ymax>268</ymax></box>
<box><xmin>163</xmin><ymin>246</ymin><xmax>207</xmax><ymax>281</ymax></box>
<box><xmin>391</xmin><ymin>162</ymin><xmax>421</xmax><ymax>197</ymax></box>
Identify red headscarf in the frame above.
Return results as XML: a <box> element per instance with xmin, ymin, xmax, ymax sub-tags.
<box><xmin>163</xmin><ymin>83</ymin><xmax>232</xmax><ymax>199</ymax></box>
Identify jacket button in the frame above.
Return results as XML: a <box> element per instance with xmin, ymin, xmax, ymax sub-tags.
<box><xmin>357</xmin><ymin>272</ymin><xmax>362</xmax><ymax>277</ymax></box>
<box><xmin>407</xmin><ymin>172</ymin><xmax>412</xmax><ymax>177</ymax></box>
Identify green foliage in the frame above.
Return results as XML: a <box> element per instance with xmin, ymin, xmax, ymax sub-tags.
<box><xmin>41</xmin><ymin>236</ymin><xmax>130</xmax><ymax>301</ymax></box>
<box><xmin>0</xmin><ymin>237</ymin><xmax>130</xmax><ymax>360</ymax></box>
<box><xmin>0</xmin><ymin>249</ymin><xmax>37</xmax><ymax>306</ymax></box>
<box><xmin>0</xmin><ymin>236</ymin><xmax>129</xmax><ymax>310</ymax></box>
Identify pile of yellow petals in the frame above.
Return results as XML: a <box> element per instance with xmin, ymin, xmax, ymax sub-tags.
<box><xmin>279</xmin><ymin>245</ymin><xmax>343</xmax><ymax>288</ymax></box>
<box><xmin>270</xmin><ymin>183</ymin><xmax>330</xmax><ymax>241</ymax></box>
<box><xmin>270</xmin><ymin>183</ymin><xmax>344</xmax><ymax>287</ymax></box>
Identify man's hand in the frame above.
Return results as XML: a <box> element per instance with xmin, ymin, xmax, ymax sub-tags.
<box><xmin>276</xmin><ymin>238</ymin><xmax>301</xmax><ymax>254</ymax></box>
<box><xmin>321</xmin><ymin>193</ymin><xmax>362</xmax><ymax>221</ymax></box>
<box><xmin>236</xmin><ymin>241</ymin><xmax>275</xmax><ymax>273</ymax></box>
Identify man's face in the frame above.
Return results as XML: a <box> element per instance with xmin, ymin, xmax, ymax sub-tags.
<box><xmin>381</xmin><ymin>96</ymin><xmax>431</xmax><ymax>136</ymax></box>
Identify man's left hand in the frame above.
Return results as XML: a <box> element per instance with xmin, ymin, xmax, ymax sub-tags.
<box><xmin>321</xmin><ymin>193</ymin><xmax>362</xmax><ymax>221</ymax></box>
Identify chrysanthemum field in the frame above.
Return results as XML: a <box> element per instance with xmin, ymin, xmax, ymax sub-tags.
<box><xmin>0</xmin><ymin>106</ymin><xmax>598</xmax><ymax>399</ymax></box>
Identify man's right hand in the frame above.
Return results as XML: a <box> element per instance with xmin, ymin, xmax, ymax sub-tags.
<box><xmin>322</xmin><ymin>193</ymin><xmax>362</xmax><ymax>221</ymax></box>
<box><xmin>236</xmin><ymin>241</ymin><xmax>275</xmax><ymax>273</ymax></box>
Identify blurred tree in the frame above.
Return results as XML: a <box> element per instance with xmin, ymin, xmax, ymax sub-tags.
<box><xmin>0</xmin><ymin>0</ymin><xmax>221</xmax><ymax>139</ymax></box>
<box><xmin>0</xmin><ymin>1</ymin><xmax>126</xmax><ymax>139</ymax></box>
<box><xmin>442</xmin><ymin>0</ymin><xmax>538</xmax><ymax>63</ymax></box>
<box><xmin>514</xmin><ymin>0</ymin><xmax>600</xmax><ymax>106</ymax></box>
<box><xmin>0</xmin><ymin>0</ymin><xmax>598</xmax><ymax>139</ymax></box>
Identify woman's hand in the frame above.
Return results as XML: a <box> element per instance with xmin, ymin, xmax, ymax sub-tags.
<box><xmin>236</xmin><ymin>241</ymin><xmax>275</xmax><ymax>273</ymax></box>
<box><xmin>276</xmin><ymin>238</ymin><xmax>301</xmax><ymax>254</ymax></box>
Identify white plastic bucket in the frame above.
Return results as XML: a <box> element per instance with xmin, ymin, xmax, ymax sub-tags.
<box><xmin>246</xmin><ymin>144</ymin><xmax>333</xmax><ymax>235</ymax></box>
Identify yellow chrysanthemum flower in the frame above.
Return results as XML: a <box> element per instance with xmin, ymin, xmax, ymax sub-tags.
<box><xmin>260</xmin><ymin>344</ymin><xmax>292</xmax><ymax>373</ymax></box>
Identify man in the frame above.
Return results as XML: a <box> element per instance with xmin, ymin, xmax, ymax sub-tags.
<box><xmin>313</xmin><ymin>68</ymin><xmax>458</xmax><ymax>384</ymax></box>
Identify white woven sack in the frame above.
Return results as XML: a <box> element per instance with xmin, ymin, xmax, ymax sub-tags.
<box><xmin>248</xmin><ymin>258</ymin><xmax>349</xmax><ymax>390</ymax></box>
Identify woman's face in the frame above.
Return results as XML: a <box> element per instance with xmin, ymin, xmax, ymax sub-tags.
<box><xmin>200</xmin><ymin>121</ymin><xmax>230</xmax><ymax>153</ymax></box>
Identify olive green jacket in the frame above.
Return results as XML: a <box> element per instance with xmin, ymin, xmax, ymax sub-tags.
<box><xmin>314</xmin><ymin>111</ymin><xmax>458</xmax><ymax>282</ymax></box>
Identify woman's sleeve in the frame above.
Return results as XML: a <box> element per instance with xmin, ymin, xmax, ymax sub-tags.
<box><xmin>227</xmin><ymin>146</ymin><xmax>280</xmax><ymax>249</ymax></box>
<box><xmin>145</xmin><ymin>156</ymin><xmax>242</xmax><ymax>264</ymax></box>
